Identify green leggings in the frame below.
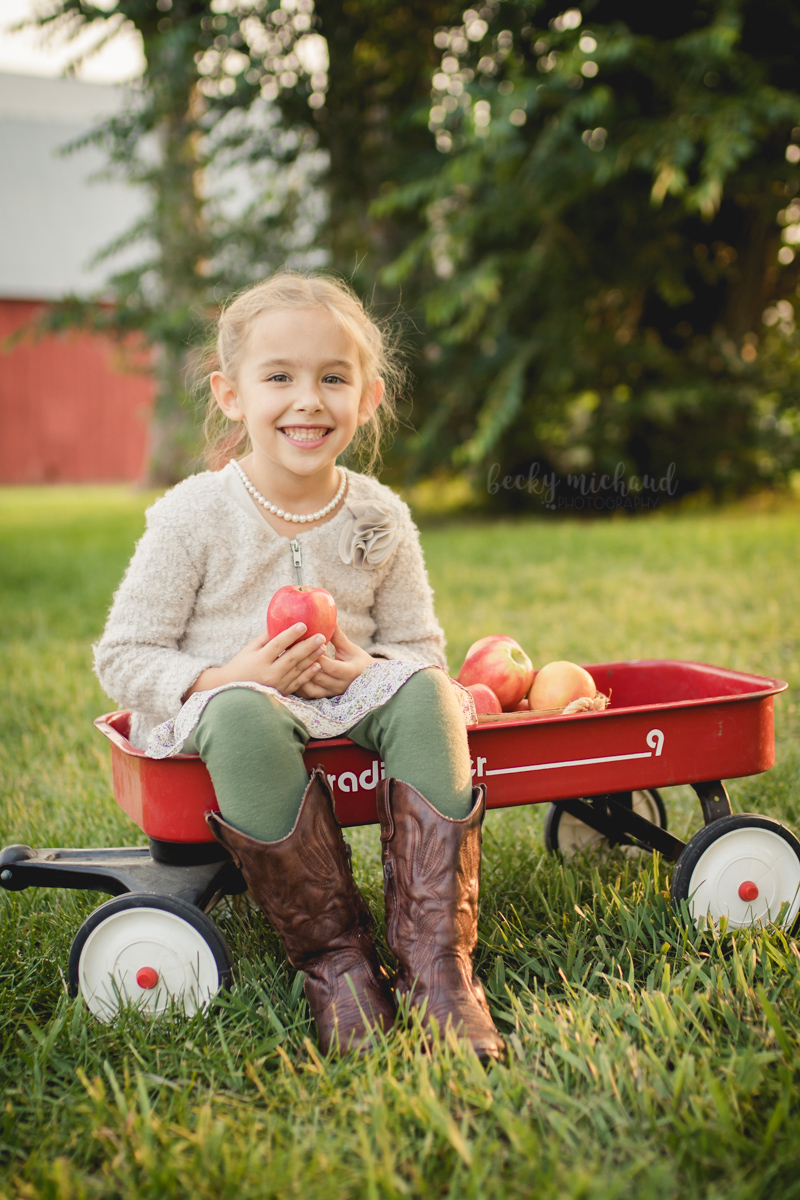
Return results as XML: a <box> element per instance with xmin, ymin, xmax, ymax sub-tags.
<box><xmin>189</xmin><ymin>668</ymin><xmax>474</xmax><ymax>842</ymax></box>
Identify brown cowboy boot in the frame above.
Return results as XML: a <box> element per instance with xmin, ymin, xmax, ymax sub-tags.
<box><xmin>206</xmin><ymin>767</ymin><xmax>395</xmax><ymax>1055</ymax></box>
<box><xmin>377</xmin><ymin>778</ymin><xmax>505</xmax><ymax>1062</ymax></box>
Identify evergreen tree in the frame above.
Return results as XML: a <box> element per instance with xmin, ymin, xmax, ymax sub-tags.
<box><xmin>377</xmin><ymin>0</ymin><xmax>800</xmax><ymax>501</ymax></box>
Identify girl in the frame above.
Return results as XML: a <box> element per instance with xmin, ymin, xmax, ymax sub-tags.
<box><xmin>95</xmin><ymin>272</ymin><xmax>504</xmax><ymax>1061</ymax></box>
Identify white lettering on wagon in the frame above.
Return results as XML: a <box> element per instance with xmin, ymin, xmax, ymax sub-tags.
<box><xmin>483</xmin><ymin>729</ymin><xmax>666</xmax><ymax>778</ymax></box>
<box><xmin>647</xmin><ymin>728</ymin><xmax>664</xmax><ymax>756</ymax></box>
<box><xmin>328</xmin><ymin>760</ymin><xmax>386</xmax><ymax>794</ymax></box>
<box><xmin>359</xmin><ymin>761</ymin><xmax>380</xmax><ymax>789</ymax></box>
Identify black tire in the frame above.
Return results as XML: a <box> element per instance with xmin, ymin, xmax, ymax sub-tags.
<box><xmin>544</xmin><ymin>789</ymin><xmax>667</xmax><ymax>857</ymax></box>
<box><xmin>671</xmin><ymin>813</ymin><xmax>800</xmax><ymax>931</ymax></box>
<box><xmin>69</xmin><ymin>892</ymin><xmax>233</xmax><ymax>1021</ymax></box>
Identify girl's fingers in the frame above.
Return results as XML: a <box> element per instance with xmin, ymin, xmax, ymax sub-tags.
<box><xmin>274</xmin><ymin>653</ymin><xmax>325</xmax><ymax>694</ymax></box>
<box><xmin>295</xmin><ymin>679</ymin><xmax>328</xmax><ymax>698</ymax></box>
<box><xmin>285</xmin><ymin>631</ymin><xmax>326</xmax><ymax>658</ymax></box>
<box><xmin>287</xmin><ymin>638</ymin><xmax>327</xmax><ymax>672</ymax></box>
<box><xmin>262</xmin><ymin>623</ymin><xmax>309</xmax><ymax>658</ymax></box>
<box><xmin>329</xmin><ymin>623</ymin><xmax>353</xmax><ymax>652</ymax></box>
<box><xmin>275</xmin><ymin>623</ymin><xmax>309</xmax><ymax>649</ymax></box>
<box><xmin>286</xmin><ymin>663</ymin><xmax>324</xmax><ymax>695</ymax></box>
<box><xmin>302</xmin><ymin>657</ymin><xmax>335</xmax><ymax>686</ymax></box>
<box><xmin>314</xmin><ymin>657</ymin><xmax>350</xmax><ymax>682</ymax></box>
<box><xmin>248</xmin><ymin>628</ymin><xmax>275</xmax><ymax>650</ymax></box>
<box><xmin>296</xmin><ymin>661</ymin><xmax>348</xmax><ymax>696</ymax></box>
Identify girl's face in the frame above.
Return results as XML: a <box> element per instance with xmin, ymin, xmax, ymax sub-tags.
<box><xmin>212</xmin><ymin>306</ymin><xmax>382</xmax><ymax>485</ymax></box>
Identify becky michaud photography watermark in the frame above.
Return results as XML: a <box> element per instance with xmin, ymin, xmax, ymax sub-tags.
<box><xmin>487</xmin><ymin>461</ymin><xmax>678</xmax><ymax>511</ymax></box>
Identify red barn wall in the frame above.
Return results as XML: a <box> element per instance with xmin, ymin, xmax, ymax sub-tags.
<box><xmin>0</xmin><ymin>299</ymin><xmax>155</xmax><ymax>483</ymax></box>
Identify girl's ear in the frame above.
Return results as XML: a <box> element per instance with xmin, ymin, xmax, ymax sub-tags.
<box><xmin>357</xmin><ymin>377</ymin><xmax>384</xmax><ymax>426</ymax></box>
<box><xmin>211</xmin><ymin>371</ymin><xmax>245</xmax><ymax>422</ymax></box>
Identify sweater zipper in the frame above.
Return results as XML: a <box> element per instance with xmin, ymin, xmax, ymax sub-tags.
<box><xmin>290</xmin><ymin>539</ymin><xmax>304</xmax><ymax>586</ymax></box>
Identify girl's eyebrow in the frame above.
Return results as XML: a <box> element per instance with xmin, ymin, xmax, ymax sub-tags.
<box><xmin>256</xmin><ymin>359</ymin><xmax>293</xmax><ymax>371</ymax></box>
<box><xmin>256</xmin><ymin>358</ymin><xmax>356</xmax><ymax>371</ymax></box>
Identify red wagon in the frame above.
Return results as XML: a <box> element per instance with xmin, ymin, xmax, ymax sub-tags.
<box><xmin>2</xmin><ymin>659</ymin><xmax>798</xmax><ymax>1021</ymax></box>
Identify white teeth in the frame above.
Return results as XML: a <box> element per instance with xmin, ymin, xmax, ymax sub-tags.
<box><xmin>281</xmin><ymin>428</ymin><xmax>330</xmax><ymax>441</ymax></box>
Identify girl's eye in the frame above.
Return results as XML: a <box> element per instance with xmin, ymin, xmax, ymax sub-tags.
<box><xmin>322</xmin><ymin>374</ymin><xmax>346</xmax><ymax>385</ymax></box>
<box><xmin>267</xmin><ymin>373</ymin><xmax>290</xmax><ymax>383</ymax></box>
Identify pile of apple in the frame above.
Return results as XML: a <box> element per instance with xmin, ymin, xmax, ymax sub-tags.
<box><xmin>457</xmin><ymin>636</ymin><xmax>608</xmax><ymax>716</ymax></box>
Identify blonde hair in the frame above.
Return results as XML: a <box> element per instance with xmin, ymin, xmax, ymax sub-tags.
<box><xmin>200</xmin><ymin>271</ymin><xmax>404</xmax><ymax>473</ymax></box>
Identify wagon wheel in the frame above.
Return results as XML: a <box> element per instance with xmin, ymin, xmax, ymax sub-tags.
<box><xmin>69</xmin><ymin>893</ymin><xmax>233</xmax><ymax>1022</ymax></box>
<box><xmin>544</xmin><ymin>789</ymin><xmax>667</xmax><ymax>857</ymax></box>
<box><xmin>671</xmin><ymin>814</ymin><xmax>800</xmax><ymax>932</ymax></box>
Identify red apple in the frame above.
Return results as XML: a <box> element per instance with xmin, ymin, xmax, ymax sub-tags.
<box><xmin>457</xmin><ymin>635</ymin><xmax>534</xmax><ymax>711</ymax></box>
<box><xmin>528</xmin><ymin>661</ymin><xmax>596</xmax><ymax>711</ymax></box>
<box><xmin>267</xmin><ymin>585</ymin><xmax>337</xmax><ymax>645</ymax></box>
<box><xmin>466</xmin><ymin>683</ymin><xmax>503</xmax><ymax>715</ymax></box>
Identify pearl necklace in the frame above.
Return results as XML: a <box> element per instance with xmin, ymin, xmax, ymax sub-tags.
<box><xmin>230</xmin><ymin>458</ymin><xmax>346</xmax><ymax>524</ymax></box>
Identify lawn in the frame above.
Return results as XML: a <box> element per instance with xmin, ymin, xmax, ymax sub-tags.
<box><xmin>1</xmin><ymin>486</ymin><xmax>800</xmax><ymax>1199</ymax></box>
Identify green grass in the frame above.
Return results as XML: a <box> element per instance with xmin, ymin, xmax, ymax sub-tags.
<box><xmin>1</xmin><ymin>487</ymin><xmax>800</xmax><ymax>1199</ymax></box>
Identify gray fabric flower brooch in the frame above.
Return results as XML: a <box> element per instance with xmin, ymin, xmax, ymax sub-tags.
<box><xmin>338</xmin><ymin>503</ymin><xmax>399</xmax><ymax>569</ymax></box>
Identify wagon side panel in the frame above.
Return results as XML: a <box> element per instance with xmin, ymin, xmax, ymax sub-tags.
<box><xmin>468</xmin><ymin>697</ymin><xmax>776</xmax><ymax>809</ymax></box>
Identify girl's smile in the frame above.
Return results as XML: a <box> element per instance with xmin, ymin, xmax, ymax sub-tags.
<box><xmin>279</xmin><ymin>425</ymin><xmax>333</xmax><ymax>448</ymax></box>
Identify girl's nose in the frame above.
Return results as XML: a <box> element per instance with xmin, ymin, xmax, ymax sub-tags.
<box><xmin>292</xmin><ymin>386</ymin><xmax>324</xmax><ymax>412</ymax></box>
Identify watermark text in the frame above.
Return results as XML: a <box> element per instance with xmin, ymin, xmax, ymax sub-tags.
<box><xmin>487</xmin><ymin>461</ymin><xmax>678</xmax><ymax>511</ymax></box>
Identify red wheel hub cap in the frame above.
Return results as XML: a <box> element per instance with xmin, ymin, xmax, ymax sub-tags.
<box><xmin>136</xmin><ymin>966</ymin><xmax>160</xmax><ymax>990</ymax></box>
<box><xmin>738</xmin><ymin>881</ymin><xmax>759</xmax><ymax>902</ymax></box>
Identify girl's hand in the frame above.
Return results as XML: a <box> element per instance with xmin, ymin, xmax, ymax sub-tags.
<box><xmin>183</xmin><ymin>625</ymin><xmax>328</xmax><ymax>701</ymax></box>
<box><xmin>294</xmin><ymin>623</ymin><xmax>375</xmax><ymax>699</ymax></box>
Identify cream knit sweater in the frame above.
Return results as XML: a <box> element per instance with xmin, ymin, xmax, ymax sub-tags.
<box><xmin>94</xmin><ymin>463</ymin><xmax>447</xmax><ymax>750</ymax></box>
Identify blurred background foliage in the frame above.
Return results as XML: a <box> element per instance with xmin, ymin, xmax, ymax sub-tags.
<box><xmin>34</xmin><ymin>0</ymin><xmax>800</xmax><ymax>504</ymax></box>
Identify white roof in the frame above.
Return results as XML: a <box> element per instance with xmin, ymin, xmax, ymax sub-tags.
<box><xmin>0</xmin><ymin>71</ymin><xmax>147</xmax><ymax>299</ymax></box>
